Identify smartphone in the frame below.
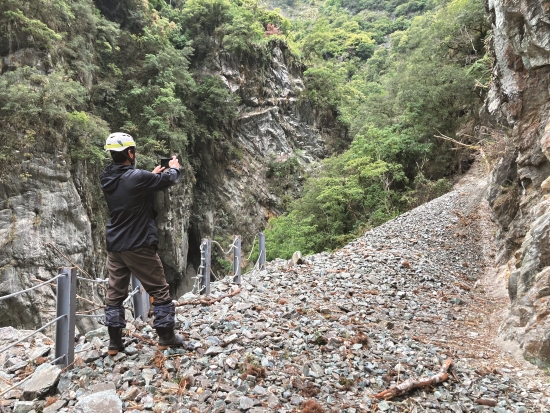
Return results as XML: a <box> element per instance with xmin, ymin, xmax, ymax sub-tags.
<box><xmin>160</xmin><ymin>158</ymin><xmax>171</xmax><ymax>169</ymax></box>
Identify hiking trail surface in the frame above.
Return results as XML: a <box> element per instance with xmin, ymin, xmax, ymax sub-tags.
<box><xmin>1</xmin><ymin>162</ymin><xmax>549</xmax><ymax>413</ymax></box>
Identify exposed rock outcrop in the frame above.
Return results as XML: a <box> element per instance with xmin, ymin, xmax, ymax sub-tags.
<box><xmin>484</xmin><ymin>0</ymin><xmax>550</xmax><ymax>366</ymax></box>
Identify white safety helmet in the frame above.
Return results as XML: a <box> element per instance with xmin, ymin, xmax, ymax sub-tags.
<box><xmin>104</xmin><ymin>132</ymin><xmax>136</xmax><ymax>152</ymax></box>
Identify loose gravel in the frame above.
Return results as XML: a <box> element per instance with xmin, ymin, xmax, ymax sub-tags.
<box><xmin>1</xmin><ymin>178</ymin><xmax>549</xmax><ymax>413</ymax></box>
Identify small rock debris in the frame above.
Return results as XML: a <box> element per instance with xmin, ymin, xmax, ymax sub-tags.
<box><xmin>0</xmin><ymin>183</ymin><xmax>549</xmax><ymax>412</ymax></box>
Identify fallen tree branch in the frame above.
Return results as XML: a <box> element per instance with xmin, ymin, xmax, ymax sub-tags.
<box><xmin>374</xmin><ymin>358</ymin><xmax>453</xmax><ymax>400</ymax></box>
<box><xmin>434</xmin><ymin>131</ymin><xmax>490</xmax><ymax>172</ymax></box>
<box><xmin>76</xmin><ymin>305</ymin><xmax>105</xmax><ymax>315</ymax></box>
<box><xmin>45</xmin><ymin>242</ymin><xmax>94</xmax><ymax>280</ymax></box>
<box><xmin>434</xmin><ymin>131</ymin><xmax>480</xmax><ymax>150</ymax></box>
<box><xmin>175</xmin><ymin>288</ymin><xmax>241</xmax><ymax>307</ymax></box>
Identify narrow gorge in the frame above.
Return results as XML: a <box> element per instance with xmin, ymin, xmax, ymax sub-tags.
<box><xmin>0</xmin><ymin>1</ymin><xmax>346</xmax><ymax>333</ymax></box>
<box><xmin>0</xmin><ymin>0</ymin><xmax>550</xmax><ymax>410</ymax></box>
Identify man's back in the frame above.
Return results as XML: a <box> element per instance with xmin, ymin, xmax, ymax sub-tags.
<box><xmin>100</xmin><ymin>163</ymin><xmax>180</xmax><ymax>252</ymax></box>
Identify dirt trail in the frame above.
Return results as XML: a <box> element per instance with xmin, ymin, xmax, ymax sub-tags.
<box><xmin>453</xmin><ymin>159</ymin><xmax>550</xmax><ymax>395</ymax></box>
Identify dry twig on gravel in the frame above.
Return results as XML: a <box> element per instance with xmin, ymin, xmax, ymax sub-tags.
<box><xmin>301</xmin><ymin>400</ymin><xmax>325</xmax><ymax>413</ymax></box>
<box><xmin>131</xmin><ymin>333</ymin><xmax>156</xmax><ymax>346</ymax></box>
<box><xmin>374</xmin><ymin>358</ymin><xmax>453</xmax><ymax>400</ymax></box>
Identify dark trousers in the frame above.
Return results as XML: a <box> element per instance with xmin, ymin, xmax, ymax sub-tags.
<box><xmin>106</xmin><ymin>245</ymin><xmax>171</xmax><ymax>306</ymax></box>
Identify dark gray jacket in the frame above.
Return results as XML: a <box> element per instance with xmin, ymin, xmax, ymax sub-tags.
<box><xmin>100</xmin><ymin>164</ymin><xmax>180</xmax><ymax>252</ymax></box>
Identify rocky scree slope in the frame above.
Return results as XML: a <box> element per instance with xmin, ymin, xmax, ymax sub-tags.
<box><xmin>0</xmin><ymin>42</ymin><xmax>343</xmax><ymax>332</ymax></box>
<box><xmin>1</xmin><ymin>179</ymin><xmax>549</xmax><ymax>412</ymax></box>
<box><xmin>483</xmin><ymin>0</ymin><xmax>550</xmax><ymax>366</ymax></box>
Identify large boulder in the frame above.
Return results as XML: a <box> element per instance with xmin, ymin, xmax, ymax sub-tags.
<box><xmin>21</xmin><ymin>363</ymin><xmax>61</xmax><ymax>401</ymax></box>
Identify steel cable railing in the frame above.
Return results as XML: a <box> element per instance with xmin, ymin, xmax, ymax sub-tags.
<box><xmin>0</xmin><ymin>233</ymin><xmax>266</xmax><ymax>371</ymax></box>
<box><xmin>0</xmin><ymin>315</ymin><xmax>64</xmax><ymax>355</ymax></box>
<box><xmin>0</xmin><ymin>267</ymin><xmax>75</xmax><ymax>367</ymax></box>
<box><xmin>0</xmin><ymin>267</ymin><xmax>151</xmax><ymax>369</ymax></box>
<box><xmin>76</xmin><ymin>276</ymin><xmax>108</xmax><ymax>284</ymax></box>
<box><xmin>191</xmin><ymin>233</ymin><xmax>266</xmax><ymax>296</ymax></box>
<box><xmin>0</xmin><ymin>274</ymin><xmax>63</xmax><ymax>301</ymax></box>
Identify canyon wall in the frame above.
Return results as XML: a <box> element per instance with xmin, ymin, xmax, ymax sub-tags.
<box><xmin>484</xmin><ymin>0</ymin><xmax>550</xmax><ymax>366</ymax></box>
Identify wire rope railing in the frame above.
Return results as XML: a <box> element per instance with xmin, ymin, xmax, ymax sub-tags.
<box><xmin>0</xmin><ymin>267</ymin><xmax>76</xmax><ymax>367</ymax></box>
<box><xmin>77</xmin><ymin>276</ymin><xmax>108</xmax><ymax>284</ymax></box>
<box><xmin>0</xmin><ymin>233</ymin><xmax>267</xmax><ymax>371</ymax></box>
<box><xmin>0</xmin><ymin>315</ymin><xmax>64</xmax><ymax>355</ymax></box>
<box><xmin>192</xmin><ymin>232</ymin><xmax>266</xmax><ymax>296</ymax></box>
<box><xmin>0</xmin><ymin>268</ymin><xmax>150</xmax><ymax>368</ymax></box>
<box><xmin>0</xmin><ymin>274</ymin><xmax>63</xmax><ymax>301</ymax></box>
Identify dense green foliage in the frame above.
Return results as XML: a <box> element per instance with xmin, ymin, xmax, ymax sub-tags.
<box><xmin>265</xmin><ymin>0</ymin><xmax>490</xmax><ymax>259</ymax></box>
<box><xmin>0</xmin><ymin>0</ymin><xmax>288</xmax><ymax>172</ymax></box>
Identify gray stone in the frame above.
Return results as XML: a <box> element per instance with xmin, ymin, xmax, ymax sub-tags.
<box><xmin>121</xmin><ymin>386</ymin><xmax>139</xmax><ymax>401</ymax></box>
<box><xmin>43</xmin><ymin>399</ymin><xmax>67</xmax><ymax>413</ymax></box>
<box><xmin>26</xmin><ymin>346</ymin><xmax>51</xmax><ymax>361</ymax></box>
<box><xmin>81</xmin><ymin>350</ymin><xmax>101</xmax><ymax>363</ymax></box>
<box><xmin>160</xmin><ymin>381</ymin><xmax>179</xmax><ymax>392</ymax></box>
<box><xmin>205</xmin><ymin>346</ymin><xmax>223</xmax><ymax>356</ymax></box>
<box><xmin>378</xmin><ymin>400</ymin><xmax>390</xmax><ymax>411</ymax></box>
<box><xmin>13</xmin><ymin>401</ymin><xmax>35</xmax><ymax>413</ymax></box>
<box><xmin>21</xmin><ymin>363</ymin><xmax>61</xmax><ymax>401</ymax></box>
<box><xmin>253</xmin><ymin>385</ymin><xmax>266</xmax><ymax>395</ymax></box>
<box><xmin>124</xmin><ymin>346</ymin><xmax>138</xmax><ymax>356</ymax></box>
<box><xmin>225</xmin><ymin>357</ymin><xmax>238</xmax><ymax>369</ymax></box>
<box><xmin>309</xmin><ymin>363</ymin><xmax>324</xmax><ymax>378</ymax></box>
<box><xmin>290</xmin><ymin>395</ymin><xmax>303</xmax><ymax>405</ymax></box>
<box><xmin>7</xmin><ymin>361</ymin><xmax>28</xmax><ymax>373</ymax></box>
<box><xmin>89</xmin><ymin>382</ymin><xmax>116</xmax><ymax>394</ymax></box>
<box><xmin>111</xmin><ymin>352</ymin><xmax>126</xmax><ymax>362</ymax></box>
<box><xmin>198</xmin><ymin>389</ymin><xmax>212</xmax><ymax>402</ymax></box>
<box><xmin>74</xmin><ymin>389</ymin><xmax>122</xmax><ymax>413</ymax></box>
<box><xmin>223</xmin><ymin>334</ymin><xmax>238</xmax><ymax>345</ymax></box>
<box><xmin>85</xmin><ymin>327</ymin><xmax>108</xmax><ymax>340</ymax></box>
<box><xmin>239</xmin><ymin>396</ymin><xmax>255</xmax><ymax>410</ymax></box>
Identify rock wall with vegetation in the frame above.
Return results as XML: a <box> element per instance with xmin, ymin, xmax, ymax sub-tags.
<box><xmin>483</xmin><ymin>0</ymin><xmax>550</xmax><ymax>366</ymax></box>
<box><xmin>0</xmin><ymin>0</ymin><xmax>342</xmax><ymax>330</ymax></box>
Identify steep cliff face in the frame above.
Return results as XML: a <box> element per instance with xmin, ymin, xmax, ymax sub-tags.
<box><xmin>0</xmin><ymin>41</ymin><xmax>343</xmax><ymax>329</ymax></box>
<box><xmin>484</xmin><ymin>0</ymin><xmax>550</xmax><ymax>366</ymax></box>
<box><xmin>187</xmin><ymin>44</ymin><xmax>345</xmax><ymax>289</ymax></box>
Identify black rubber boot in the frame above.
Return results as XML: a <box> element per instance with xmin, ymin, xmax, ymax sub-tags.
<box><xmin>107</xmin><ymin>327</ymin><xmax>125</xmax><ymax>355</ymax></box>
<box><xmin>156</xmin><ymin>327</ymin><xmax>184</xmax><ymax>350</ymax></box>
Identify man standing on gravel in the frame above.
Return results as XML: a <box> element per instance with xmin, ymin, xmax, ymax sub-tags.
<box><xmin>100</xmin><ymin>132</ymin><xmax>184</xmax><ymax>355</ymax></box>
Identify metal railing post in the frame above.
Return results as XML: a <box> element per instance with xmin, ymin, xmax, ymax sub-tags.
<box><xmin>233</xmin><ymin>235</ymin><xmax>241</xmax><ymax>285</ymax></box>
<box><xmin>201</xmin><ymin>238</ymin><xmax>211</xmax><ymax>296</ymax></box>
<box><xmin>55</xmin><ymin>267</ymin><xmax>76</xmax><ymax>367</ymax></box>
<box><xmin>259</xmin><ymin>232</ymin><xmax>266</xmax><ymax>270</ymax></box>
<box><xmin>131</xmin><ymin>275</ymin><xmax>150</xmax><ymax>322</ymax></box>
